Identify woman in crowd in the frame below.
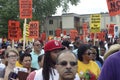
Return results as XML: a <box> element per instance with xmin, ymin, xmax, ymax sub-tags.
<box><xmin>38</xmin><ymin>54</ymin><xmax>44</xmax><ymax>68</ymax></box>
<box><xmin>20</xmin><ymin>53</ymin><xmax>36</xmax><ymax>73</ymax></box>
<box><xmin>90</xmin><ymin>46</ymin><xmax>103</xmax><ymax>69</ymax></box>
<box><xmin>2</xmin><ymin>48</ymin><xmax>19</xmax><ymax>80</ymax></box>
<box><xmin>77</xmin><ymin>44</ymin><xmax>100</xmax><ymax>80</ymax></box>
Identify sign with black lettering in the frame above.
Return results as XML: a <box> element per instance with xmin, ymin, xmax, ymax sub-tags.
<box><xmin>106</xmin><ymin>0</ymin><xmax>120</xmax><ymax>16</ymax></box>
<box><xmin>8</xmin><ymin>20</ymin><xmax>21</xmax><ymax>41</ymax></box>
<box><xmin>108</xmin><ymin>24</ymin><xmax>115</xmax><ymax>37</ymax></box>
<box><xmin>90</xmin><ymin>14</ymin><xmax>101</xmax><ymax>33</ymax></box>
<box><xmin>29</xmin><ymin>21</ymin><xmax>39</xmax><ymax>39</ymax></box>
<box><xmin>19</xmin><ymin>0</ymin><xmax>32</xmax><ymax>19</ymax></box>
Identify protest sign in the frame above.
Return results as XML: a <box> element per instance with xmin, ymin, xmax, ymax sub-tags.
<box><xmin>106</xmin><ymin>0</ymin><xmax>120</xmax><ymax>16</ymax></box>
<box><xmin>29</xmin><ymin>21</ymin><xmax>39</xmax><ymax>39</ymax></box>
<box><xmin>19</xmin><ymin>0</ymin><xmax>32</xmax><ymax>19</ymax></box>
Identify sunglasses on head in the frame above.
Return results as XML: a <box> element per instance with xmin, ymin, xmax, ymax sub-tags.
<box><xmin>58</xmin><ymin>61</ymin><xmax>77</xmax><ymax>66</ymax></box>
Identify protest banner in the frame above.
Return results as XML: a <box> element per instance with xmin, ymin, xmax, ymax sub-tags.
<box><xmin>69</xmin><ymin>30</ymin><xmax>78</xmax><ymax>41</ymax></box>
<box><xmin>90</xmin><ymin>14</ymin><xmax>101</xmax><ymax>33</ymax></box>
<box><xmin>108</xmin><ymin>24</ymin><xmax>115</xmax><ymax>37</ymax></box>
<box><xmin>55</xmin><ymin>28</ymin><xmax>61</xmax><ymax>37</ymax></box>
<box><xmin>29</xmin><ymin>21</ymin><xmax>39</xmax><ymax>39</ymax></box>
<box><xmin>19</xmin><ymin>0</ymin><xmax>32</xmax><ymax>50</ymax></box>
<box><xmin>90</xmin><ymin>33</ymin><xmax>94</xmax><ymax>40</ymax></box>
<box><xmin>96</xmin><ymin>32</ymin><xmax>105</xmax><ymax>41</ymax></box>
<box><xmin>8</xmin><ymin>20</ymin><xmax>21</xmax><ymax>41</ymax></box>
<box><xmin>106</xmin><ymin>0</ymin><xmax>120</xmax><ymax>16</ymax></box>
<box><xmin>41</xmin><ymin>32</ymin><xmax>46</xmax><ymax>41</ymax></box>
<box><xmin>19</xmin><ymin>0</ymin><xmax>32</xmax><ymax>19</ymax></box>
<box><xmin>63</xmin><ymin>30</ymin><xmax>66</xmax><ymax>35</ymax></box>
<box><xmin>82</xmin><ymin>23</ymin><xmax>88</xmax><ymax>43</ymax></box>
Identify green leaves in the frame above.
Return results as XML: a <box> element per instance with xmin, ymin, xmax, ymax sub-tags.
<box><xmin>0</xmin><ymin>0</ymin><xmax>80</xmax><ymax>37</ymax></box>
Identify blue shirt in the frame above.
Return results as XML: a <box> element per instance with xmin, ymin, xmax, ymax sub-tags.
<box><xmin>30</xmin><ymin>49</ymin><xmax>44</xmax><ymax>69</ymax></box>
<box><xmin>96</xmin><ymin>60</ymin><xmax>102</xmax><ymax>69</ymax></box>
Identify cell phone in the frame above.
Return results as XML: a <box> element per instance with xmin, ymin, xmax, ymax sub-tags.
<box><xmin>8</xmin><ymin>72</ymin><xmax>18</xmax><ymax>80</ymax></box>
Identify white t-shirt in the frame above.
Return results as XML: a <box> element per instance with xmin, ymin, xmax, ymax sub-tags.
<box><xmin>28</xmin><ymin>68</ymin><xmax>80</xmax><ymax>80</ymax></box>
<box><xmin>34</xmin><ymin>68</ymin><xmax>59</xmax><ymax>80</ymax></box>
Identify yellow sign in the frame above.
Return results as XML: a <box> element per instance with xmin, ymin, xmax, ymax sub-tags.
<box><xmin>23</xmin><ymin>24</ymin><xmax>29</xmax><ymax>37</ymax></box>
<box><xmin>90</xmin><ymin>14</ymin><xmax>101</xmax><ymax>33</ymax></box>
<box><xmin>25</xmin><ymin>24</ymin><xmax>29</xmax><ymax>37</ymax></box>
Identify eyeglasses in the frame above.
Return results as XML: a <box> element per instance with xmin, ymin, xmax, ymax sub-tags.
<box><xmin>57</xmin><ymin>61</ymin><xmax>77</xmax><ymax>66</ymax></box>
<box><xmin>87</xmin><ymin>52</ymin><xmax>96</xmax><ymax>55</ymax></box>
<box><xmin>8</xmin><ymin>55</ymin><xmax>18</xmax><ymax>59</ymax></box>
<box><xmin>87</xmin><ymin>52</ymin><xmax>91</xmax><ymax>55</ymax></box>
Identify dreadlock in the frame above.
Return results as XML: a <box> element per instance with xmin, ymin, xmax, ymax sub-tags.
<box><xmin>42</xmin><ymin>52</ymin><xmax>55</xmax><ymax>80</ymax></box>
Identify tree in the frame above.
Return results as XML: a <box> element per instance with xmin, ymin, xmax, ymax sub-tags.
<box><xmin>32</xmin><ymin>0</ymin><xmax>80</xmax><ymax>20</ymax></box>
<box><xmin>0</xmin><ymin>0</ymin><xmax>20</xmax><ymax>37</ymax></box>
<box><xmin>0</xmin><ymin>0</ymin><xmax>80</xmax><ymax>37</ymax></box>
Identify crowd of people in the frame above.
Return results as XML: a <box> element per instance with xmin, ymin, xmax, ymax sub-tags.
<box><xmin>0</xmin><ymin>36</ymin><xmax>120</xmax><ymax>80</ymax></box>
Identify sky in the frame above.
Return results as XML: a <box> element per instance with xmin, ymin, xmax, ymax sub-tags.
<box><xmin>54</xmin><ymin>0</ymin><xmax>108</xmax><ymax>16</ymax></box>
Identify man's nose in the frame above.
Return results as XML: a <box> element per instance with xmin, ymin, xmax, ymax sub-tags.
<box><xmin>66</xmin><ymin>63</ymin><xmax>72</xmax><ymax>68</ymax></box>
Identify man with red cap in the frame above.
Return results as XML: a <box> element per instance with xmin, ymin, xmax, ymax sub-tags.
<box><xmin>27</xmin><ymin>40</ymin><xmax>65</xmax><ymax>80</ymax></box>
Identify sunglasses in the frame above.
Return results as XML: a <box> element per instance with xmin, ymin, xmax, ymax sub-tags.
<box><xmin>58</xmin><ymin>61</ymin><xmax>77</xmax><ymax>66</ymax></box>
<box><xmin>87</xmin><ymin>52</ymin><xmax>96</xmax><ymax>55</ymax></box>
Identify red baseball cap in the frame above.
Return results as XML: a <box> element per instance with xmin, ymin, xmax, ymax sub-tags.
<box><xmin>44</xmin><ymin>40</ymin><xmax>64</xmax><ymax>53</ymax></box>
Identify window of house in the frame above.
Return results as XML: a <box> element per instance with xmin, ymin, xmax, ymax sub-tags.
<box><xmin>49</xmin><ymin>20</ymin><xmax>53</xmax><ymax>24</ymax></box>
<box><xmin>49</xmin><ymin>30</ymin><xmax>53</xmax><ymax>35</ymax></box>
<box><xmin>82</xmin><ymin>18</ymin><xmax>85</xmax><ymax>23</ymax></box>
<box><xmin>74</xmin><ymin>17</ymin><xmax>79</xmax><ymax>22</ymax></box>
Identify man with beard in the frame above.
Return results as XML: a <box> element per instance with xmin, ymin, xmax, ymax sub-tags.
<box><xmin>27</xmin><ymin>40</ymin><xmax>65</xmax><ymax>80</ymax></box>
<box><xmin>55</xmin><ymin>50</ymin><xmax>80</xmax><ymax>80</ymax></box>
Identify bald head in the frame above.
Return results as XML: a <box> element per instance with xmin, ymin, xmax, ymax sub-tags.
<box><xmin>56</xmin><ymin>50</ymin><xmax>77</xmax><ymax>63</ymax></box>
<box><xmin>56</xmin><ymin>50</ymin><xmax>78</xmax><ymax>80</ymax></box>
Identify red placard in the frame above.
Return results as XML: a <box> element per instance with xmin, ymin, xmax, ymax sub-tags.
<box><xmin>101</xmin><ymin>31</ymin><xmax>105</xmax><ymax>41</ymax></box>
<box><xmin>80</xmin><ymin>35</ymin><xmax>83</xmax><ymax>41</ymax></box>
<box><xmin>29</xmin><ymin>21</ymin><xmax>39</xmax><ymax>39</ymax></box>
<box><xmin>70</xmin><ymin>30</ymin><xmax>78</xmax><ymax>41</ymax></box>
<box><xmin>82</xmin><ymin>23</ymin><xmax>87</xmax><ymax>30</ymax></box>
<box><xmin>41</xmin><ymin>32</ymin><xmax>46</xmax><ymax>41</ymax></box>
<box><xmin>63</xmin><ymin>30</ymin><xmax>66</xmax><ymax>35</ymax></box>
<box><xmin>55</xmin><ymin>28</ymin><xmax>61</xmax><ymax>37</ymax></box>
<box><xmin>19</xmin><ymin>0</ymin><xmax>32</xmax><ymax>19</ymax></box>
<box><xmin>90</xmin><ymin>33</ymin><xmax>94</xmax><ymax>40</ymax></box>
<box><xmin>106</xmin><ymin>0</ymin><xmax>120</xmax><ymax>16</ymax></box>
<box><xmin>8</xmin><ymin>20</ymin><xmax>21</xmax><ymax>41</ymax></box>
<box><xmin>108</xmin><ymin>24</ymin><xmax>115</xmax><ymax>37</ymax></box>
